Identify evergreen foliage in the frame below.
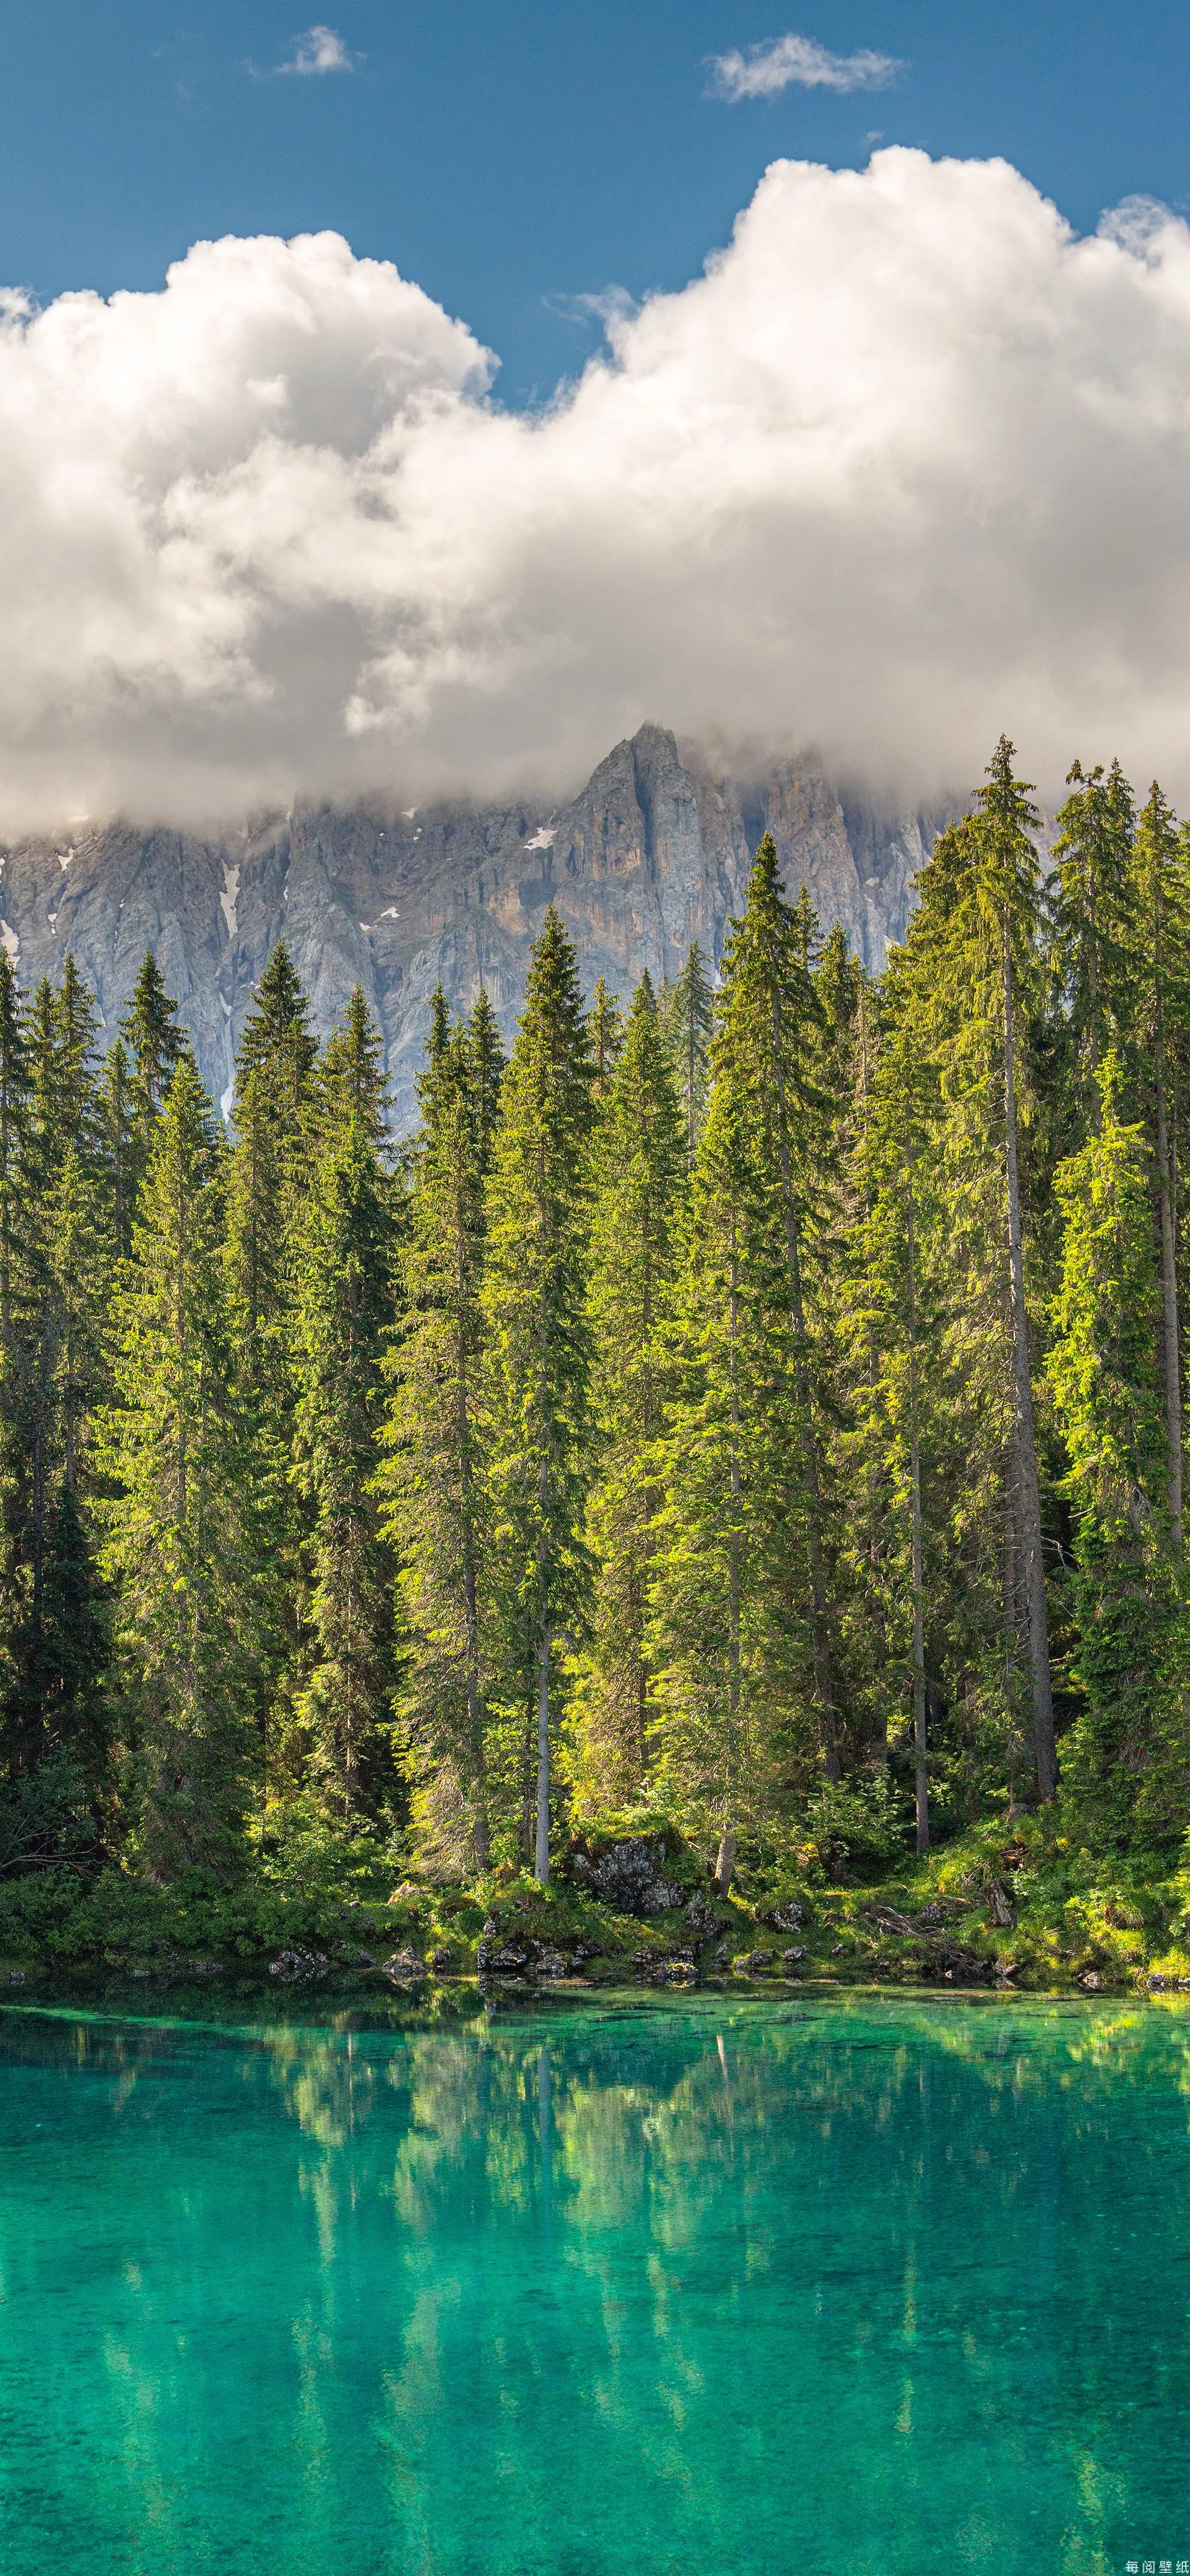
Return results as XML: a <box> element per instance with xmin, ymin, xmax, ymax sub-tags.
<box><xmin>481</xmin><ymin>908</ymin><xmax>595</xmax><ymax>1881</ymax></box>
<box><xmin>0</xmin><ymin>747</ymin><xmax>1188</xmax><ymax>1913</ymax></box>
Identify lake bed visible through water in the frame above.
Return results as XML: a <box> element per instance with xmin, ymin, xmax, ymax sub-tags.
<box><xmin>0</xmin><ymin>1989</ymin><xmax>1185</xmax><ymax>2575</ymax></box>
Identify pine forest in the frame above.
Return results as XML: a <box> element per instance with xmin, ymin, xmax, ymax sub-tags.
<box><xmin>5</xmin><ymin>737</ymin><xmax>1190</xmax><ymax>1987</ymax></box>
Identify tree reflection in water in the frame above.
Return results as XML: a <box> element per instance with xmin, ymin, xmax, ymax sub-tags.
<box><xmin>0</xmin><ymin>1992</ymin><xmax>1186</xmax><ymax>2574</ymax></box>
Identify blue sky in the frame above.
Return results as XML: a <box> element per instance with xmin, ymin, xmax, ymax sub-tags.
<box><xmin>5</xmin><ymin>0</ymin><xmax>1190</xmax><ymax>403</ymax></box>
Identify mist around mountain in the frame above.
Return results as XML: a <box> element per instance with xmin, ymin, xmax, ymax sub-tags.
<box><xmin>0</xmin><ymin>724</ymin><xmax>944</xmax><ymax>1127</ymax></box>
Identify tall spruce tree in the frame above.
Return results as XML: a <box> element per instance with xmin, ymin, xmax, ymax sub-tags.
<box><xmin>951</xmin><ymin>742</ymin><xmax>1058</xmax><ymax>1801</ymax></box>
<box><xmin>1049</xmin><ymin>1060</ymin><xmax>1188</xmax><ymax>1838</ymax></box>
<box><xmin>1047</xmin><ymin>759</ymin><xmax>1135</xmax><ymax>1131</ymax></box>
<box><xmin>651</xmin><ymin>843</ymin><xmax>840</xmax><ymax>1884</ymax></box>
<box><xmin>482</xmin><ymin>908</ymin><xmax>594</xmax><ymax>1880</ymax></box>
<box><xmin>4</xmin><ymin>965</ymin><xmax>111</xmax><ymax>1778</ymax></box>
<box><xmin>99</xmin><ymin>1058</ymin><xmax>257</xmax><ymax>1878</ymax></box>
<box><xmin>120</xmin><ymin>952</ymin><xmax>185</xmax><ymax>1204</ymax></box>
<box><xmin>590</xmin><ymin>980</ymin><xmax>624</xmax><ymax>1097</ymax></box>
<box><xmin>291</xmin><ymin>989</ymin><xmax>398</xmax><ymax>1817</ymax></box>
<box><xmin>664</xmin><ymin>940</ymin><xmax>714</xmax><ymax>1166</ymax></box>
<box><xmin>1129</xmin><ymin>784</ymin><xmax>1189</xmax><ymax>1544</ymax></box>
<box><xmin>224</xmin><ymin>946</ymin><xmax>321</xmax><ymax>1768</ymax></box>
<box><xmin>381</xmin><ymin>994</ymin><xmax>503</xmax><ymax>1866</ymax></box>
<box><xmin>572</xmin><ymin>971</ymin><xmax>685</xmax><ymax>1808</ymax></box>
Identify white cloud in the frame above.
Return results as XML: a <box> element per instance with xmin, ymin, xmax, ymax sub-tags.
<box><xmin>708</xmin><ymin>31</ymin><xmax>902</xmax><ymax>99</ymax></box>
<box><xmin>10</xmin><ymin>153</ymin><xmax>1190</xmax><ymax>828</ymax></box>
<box><xmin>277</xmin><ymin>25</ymin><xmax>354</xmax><ymax>75</ymax></box>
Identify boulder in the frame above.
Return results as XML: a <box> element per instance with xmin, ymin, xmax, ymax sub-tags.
<box><xmin>767</xmin><ymin>1898</ymin><xmax>803</xmax><ymax>1933</ymax></box>
<box><xmin>269</xmin><ymin>1949</ymin><xmax>327</xmax><ymax>1983</ymax></box>
<box><xmin>782</xmin><ymin>1946</ymin><xmax>806</xmax><ymax>1970</ymax></box>
<box><xmin>384</xmin><ymin>1949</ymin><xmax>427</xmax><ymax>1983</ymax></box>
<box><xmin>477</xmin><ymin>1940</ymin><xmax>529</xmax><ymax>1975</ymax></box>
<box><xmin>571</xmin><ymin>1837</ymin><xmax>684</xmax><ymax>1916</ymax></box>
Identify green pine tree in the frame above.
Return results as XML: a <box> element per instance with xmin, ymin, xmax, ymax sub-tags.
<box><xmin>1049</xmin><ymin>1059</ymin><xmax>1188</xmax><ymax>1839</ymax></box>
<box><xmin>482</xmin><ymin>907</ymin><xmax>595</xmax><ymax>1880</ymax></box>
<box><xmin>590</xmin><ymin>980</ymin><xmax>624</xmax><ymax>1098</ymax></box>
<box><xmin>380</xmin><ymin>994</ymin><xmax>501</xmax><ymax>1868</ymax></box>
<box><xmin>291</xmin><ymin>990</ymin><xmax>399</xmax><ymax>1818</ymax></box>
<box><xmin>1128</xmin><ymin>784</ymin><xmax>1189</xmax><ymax>1543</ymax></box>
<box><xmin>99</xmin><ymin>1058</ymin><xmax>257</xmax><ymax>1878</ymax></box>
<box><xmin>571</xmin><ymin>971</ymin><xmax>685</xmax><ymax>1810</ymax></box>
<box><xmin>651</xmin><ymin>841</ymin><xmax>840</xmax><ymax>1885</ymax></box>
<box><xmin>120</xmin><ymin>951</ymin><xmax>185</xmax><ymax>1204</ymax></box>
<box><xmin>663</xmin><ymin>940</ymin><xmax>714</xmax><ymax>1167</ymax></box>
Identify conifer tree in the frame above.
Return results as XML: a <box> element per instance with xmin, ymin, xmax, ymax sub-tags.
<box><xmin>840</xmin><ymin>945</ymin><xmax>949</xmax><ymax>1849</ymax></box>
<box><xmin>573</xmin><ymin>971</ymin><xmax>685</xmax><ymax>1808</ymax></box>
<box><xmin>1047</xmin><ymin>759</ymin><xmax>1135</xmax><ymax>1127</ymax></box>
<box><xmin>651</xmin><ymin>843</ymin><xmax>840</xmax><ymax>1883</ymax></box>
<box><xmin>1049</xmin><ymin>1061</ymin><xmax>1188</xmax><ymax>1836</ymax></box>
<box><xmin>97</xmin><ymin>1038</ymin><xmax>135</xmax><ymax>1260</ymax></box>
<box><xmin>723</xmin><ymin>838</ymin><xmax>840</xmax><ymax>1776</ymax></box>
<box><xmin>224</xmin><ymin>946</ymin><xmax>321</xmax><ymax>1765</ymax></box>
<box><xmin>292</xmin><ymin>989</ymin><xmax>397</xmax><ymax>1816</ymax></box>
<box><xmin>1129</xmin><ymin>784</ymin><xmax>1189</xmax><ymax>1542</ymax></box>
<box><xmin>651</xmin><ymin>1032</ymin><xmax>810</xmax><ymax>1881</ymax></box>
<box><xmin>4</xmin><ymin>964</ymin><xmax>111</xmax><ymax>1775</ymax></box>
<box><xmin>467</xmin><ymin>987</ymin><xmax>506</xmax><ymax>1172</ymax></box>
<box><xmin>120</xmin><ymin>951</ymin><xmax>185</xmax><ymax>1203</ymax></box>
<box><xmin>235</xmin><ymin>941</ymin><xmax>319</xmax><ymax>1120</ymax></box>
<box><xmin>381</xmin><ymin>996</ymin><xmax>500</xmax><ymax>1866</ymax></box>
<box><xmin>590</xmin><ymin>980</ymin><xmax>624</xmax><ymax>1097</ymax></box>
<box><xmin>952</xmin><ymin>741</ymin><xmax>1058</xmax><ymax>1800</ymax></box>
<box><xmin>663</xmin><ymin>940</ymin><xmax>714</xmax><ymax>1165</ymax></box>
<box><xmin>99</xmin><ymin>1058</ymin><xmax>256</xmax><ymax>1878</ymax></box>
<box><xmin>482</xmin><ymin>908</ymin><xmax>594</xmax><ymax>1880</ymax></box>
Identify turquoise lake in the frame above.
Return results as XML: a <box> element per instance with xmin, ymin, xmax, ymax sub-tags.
<box><xmin>0</xmin><ymin>1989</ymin><xmax>1186</xmax><ymax>2575</ymax></box>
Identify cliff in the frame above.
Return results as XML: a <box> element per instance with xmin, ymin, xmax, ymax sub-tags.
<box><xmin>0</xmin><ymin>726</ymin><xmax>942</xmax><ymax>1127</ymax></box>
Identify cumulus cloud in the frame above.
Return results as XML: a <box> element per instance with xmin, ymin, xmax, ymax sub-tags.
<box><xmin>708</xmin><ymin>31</ymin><xmax>902</xmax><ymax>99</ymax></box>
<box><xmin>10</xmin><ymin>150</ymin><xmax>1190</xmax><ymax>829</ymax></box>
<box><xmin>276</xmin><ymin>25</ymin><xmax>354</xmax><ymax>75</ymax></box>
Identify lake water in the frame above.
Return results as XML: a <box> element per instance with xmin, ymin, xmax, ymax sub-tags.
<box><xmin>0</xmin><ymin>1987</ymin><xmax>1185</xmax><ymax>2575</ymax></box>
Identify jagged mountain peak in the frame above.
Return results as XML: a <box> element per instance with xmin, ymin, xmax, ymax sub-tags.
<box><xmin>0</xmin><ymin>729</ymin><xmax>942</xmax><ymax>1129</ymax></box>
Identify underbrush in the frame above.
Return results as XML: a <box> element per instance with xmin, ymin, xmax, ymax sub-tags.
<box><xmin>0</xmin><ymin>1789</ymin><xmax>1185</xmax><ymax>1993</ymax></box>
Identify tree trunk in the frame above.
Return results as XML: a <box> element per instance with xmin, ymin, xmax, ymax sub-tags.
<box><xmin>906</xmin><ymin>1162</ymin><xmax>929</xmax><ymax>1856</ymax></box>
<box><xmin>720</xmin><ymin>1240</ymin><xmax>743</xmax><ymax>1892</ymax></box>
<box><xmin>714</xmin><ymin>1825</ymin><xmax>737</xmax><ymax>1895</ymax></box>
<box><xmin>534</xmin><ymin>1628</ymin><xmax>551</xmax><ymax>1884</ymax></box>
<box><xmin>768</xmin><ymin>990</ymin><xmax>841</xmax><ymax>1781</ymax></box>
<box><xmin>534</xmin><ymin>1254</ymin><xmax>551</xmax><ymax>1883</ymax></box>
<box><xmin>1153</xmin><ymin>926</ymin><xmax>1183</xmax><ymax>1541</ymax></box>
<box><xmin>1003</xmin><ymin>925</ymin><xmax>1057</xmax><ymax>1800</ymax></box>
<box><xmin>456</xmin><ymin>1301</ymin><xmax>491</xmax><ymax>1871</ymax></box>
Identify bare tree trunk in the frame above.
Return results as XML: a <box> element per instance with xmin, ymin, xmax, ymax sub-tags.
<box><xmin>535</xmin><ymin>1628</ymin><xmax>551</xmax><ymax>1883</ymax></box>
<box><xmin>534</xmin><ymin>1259</ymin><xmax>551</xmax><ymax>1883</ymax></box>
<box><xmin>906</xmin><ymin>1163</ymin><xmax>928</xmax><ymax>1856</ymax></box>
<box><xmin>714</xmin><ymin>1826</ymin><xmax>737</xmax><ymax>1895</ymax></box>
<box><xmin>716</xmin><ymin>1241</ymin><xmax>743</xmax><ymax>1896</ymax></box>
<box><xmin>1153</xmin><ymin>954</ymin><xmax>1183</xmax><ymax>1542</ymax></box>
<box><xmin>1003</xmin><ymin>926</ymin><xmax>1057</xmax><ymax>1800</ymax></box>
<box><xmin>456</xmin><ymin>1310</ymin><xmax>490</xmax><ymax>1869</ymax></box>
<box><xmin>769</xmin><ymin>991</ymin><xmax>840</xmax><ymax>1780</ymax></box>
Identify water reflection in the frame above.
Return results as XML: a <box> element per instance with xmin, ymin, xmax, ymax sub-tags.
<box><xmin>0</xmin><ymin>1995</ymin><xmax>1187</xmax><ymax>2573</ymax></box>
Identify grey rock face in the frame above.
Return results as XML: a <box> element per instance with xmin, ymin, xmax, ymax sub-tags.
<box><xmin>0</xmin><ymin>726</ymin><xmax>943</xmax><ymax>1129</ymax></box>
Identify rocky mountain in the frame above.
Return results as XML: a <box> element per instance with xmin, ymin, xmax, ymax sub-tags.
<box><xmin>0</xmin><ymin>725</ymin><xmax>943</xmax><ymax>1130</ymax></box>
